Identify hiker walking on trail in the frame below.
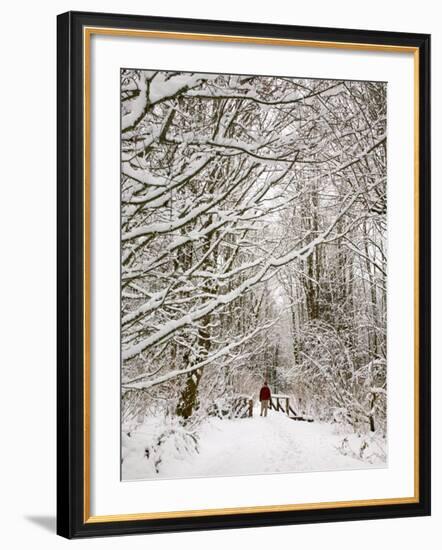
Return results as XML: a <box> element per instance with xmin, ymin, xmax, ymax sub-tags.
<box><xmin>259</xmin><ymin>381</ymin><xmax>271</xmax><ymax>417</ymax></box>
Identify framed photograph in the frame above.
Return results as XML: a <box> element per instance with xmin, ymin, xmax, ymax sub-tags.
<box><xmin>57</xmin><ymin>11</ymin><xmax>431</xmax><ymax>538</ymax></box>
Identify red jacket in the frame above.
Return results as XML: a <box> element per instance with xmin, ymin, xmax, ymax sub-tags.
<box><xmin>259</xmin><ymin>385</ymin><xmax>271</xmax><ymax>401</ymax></box>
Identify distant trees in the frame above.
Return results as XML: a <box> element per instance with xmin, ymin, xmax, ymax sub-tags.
<box><xmin>121</xmin><ymin>69</ymin><xmax>387</xmax><ymax>434</ymax></box>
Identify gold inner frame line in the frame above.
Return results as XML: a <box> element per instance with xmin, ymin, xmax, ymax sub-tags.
<box><xmin>83</xmin><ymin>26</ymin><xmax>420</xmax><ymax>524</ymax></box>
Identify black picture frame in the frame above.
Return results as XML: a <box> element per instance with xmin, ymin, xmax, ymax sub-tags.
<box><xmin>57</xmin><ymin>10</ymin><xmax>431</xmax><ymax>539</ymax></box>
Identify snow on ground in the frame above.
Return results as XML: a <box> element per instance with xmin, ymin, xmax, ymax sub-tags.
<box><xmin>122</xmin><ymin>407</ymin><xmax>386</xmax><ymax>481</ymax></box>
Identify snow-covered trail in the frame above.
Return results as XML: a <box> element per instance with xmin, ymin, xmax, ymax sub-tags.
<box><xmin>123</xmin><ymin>408</ymin><xmax>386</xmax><ymax>481</ymax></box>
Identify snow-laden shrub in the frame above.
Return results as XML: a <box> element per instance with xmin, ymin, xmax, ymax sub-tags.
<box><xmin>337</xmin><ymin>431</ymin><xmax>387</xmax><ymax>464</ymax></box>
<box><xmin>122</xmin><ymin>415</ymin><xmax>199</xmax><ymax>479</ymax></box>
<box><xmin>291</xmin><ymin>320</ymin><xmax>387</xmax><ymax>434</ymax></box>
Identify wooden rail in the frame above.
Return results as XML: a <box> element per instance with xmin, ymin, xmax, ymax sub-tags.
<box><xmin>269</xmin><ymin>394</ymin><xmax>314</xmax><ymax>422</ymax></box>
<box><xmin>208</xmin><ymin>394</ymin><xmax>313</xmax><ymax>421</ymax></box>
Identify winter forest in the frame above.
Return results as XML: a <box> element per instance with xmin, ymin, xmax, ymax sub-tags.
<box><xmin>120</xmin><ymin>69</ymin><xmax>388</xmax><ymax>480</ymax></box>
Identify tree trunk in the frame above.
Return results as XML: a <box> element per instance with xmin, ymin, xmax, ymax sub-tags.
<box><xmin>176</xmin><ymin>364</ymin><xmax>203</xmax><ymax>419</ymax></box>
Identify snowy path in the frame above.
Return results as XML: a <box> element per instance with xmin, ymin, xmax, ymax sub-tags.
<box><xmin>123</xmin><ymin>408</ymin><xmax>385</xmax><ymax>481</ymax></box>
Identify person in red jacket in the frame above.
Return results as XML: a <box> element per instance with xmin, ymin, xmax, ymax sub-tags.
<box><xmin>259</xmin><ymin>381</ymin><xmax>271</xmax><ymax>417</ymax></box>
